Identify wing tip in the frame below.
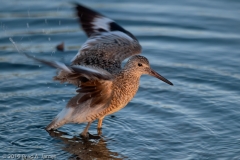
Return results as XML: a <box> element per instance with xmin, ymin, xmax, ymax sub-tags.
<box><xmin>73</xmin><ymin>3</ymin><xmax>138</xmax><ymax>41</ymax></box>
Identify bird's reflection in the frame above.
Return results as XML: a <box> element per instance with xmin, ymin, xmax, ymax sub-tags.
<box><xmin>47</xmin><ymin>130</ymin><xmax>124</xmax><ymax>160</ymax></box>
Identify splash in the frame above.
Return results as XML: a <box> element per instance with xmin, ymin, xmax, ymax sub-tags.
<box><xmin>9</xmin><ymin>37</ymin><xmax>35</xmax><ymax>59</ymax></box>
<box><xmin>9</xmin><ymin>37</ymin><xmax>22</xmax><ymax>54</ymax></box>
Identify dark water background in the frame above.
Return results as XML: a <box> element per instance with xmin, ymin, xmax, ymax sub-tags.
<box><xmin>1</xmin><ymin>0</ymin><xmax>240</xmax><ymax>159</ymax></box>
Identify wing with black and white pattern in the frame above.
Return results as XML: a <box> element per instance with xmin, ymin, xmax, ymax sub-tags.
<box><xmin>72</xmin><ymin>4</ymin><xmax>142</xmax><ymax>72</ymax></box>
<box><xmin>75</xmin><ymin>3</ymin><xmax>137</xmax><ymax>40</ymax></box>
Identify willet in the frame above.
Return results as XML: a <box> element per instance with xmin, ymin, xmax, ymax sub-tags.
<box><xmin>11</xmin><ymin>3</ymin><xmax>173</xmax><ymax>137</ymax></box>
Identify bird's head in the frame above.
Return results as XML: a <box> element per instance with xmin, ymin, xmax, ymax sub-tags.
<box><xmin>125</xmin><ymin>55</ymin><xmax>173</xmax><ymax>86</ymax></box>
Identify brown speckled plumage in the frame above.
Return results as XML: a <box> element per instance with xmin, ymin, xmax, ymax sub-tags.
<box><xmin>27</xmin><ymin>3</ymin><xmax>173</xmax><ymax>137</ymax></box>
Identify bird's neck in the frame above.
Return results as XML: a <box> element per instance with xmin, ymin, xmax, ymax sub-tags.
<box><xmin>120</xmin><ymin>68</ymin><xmax>141</xmax><ymax>81</ymax></box>
<box><xmin>111</xmin><ymin>70</ymin><xmax>140</xmax><ymax>111</ymax></box>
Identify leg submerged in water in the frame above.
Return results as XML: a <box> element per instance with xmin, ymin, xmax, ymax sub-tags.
<box><xmin>80</xmin><ymin>122</ymin><xmax>92</xmax><ymax>137</ymax></box>
<box><xmin>97</xmin><ymin>117</ymin><xmax>105</xmax><ymax>136</ymax></box>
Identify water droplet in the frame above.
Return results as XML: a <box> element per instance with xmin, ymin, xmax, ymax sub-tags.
<box><xmin>59</xmin><ymin>21</ymin><xmax>61</xmax><ymax>25</ymax></box>
<box><xmin>62</xmin><ymin>99</ymin><xmax>65</xmax><ymax>102</ymax></box>
<box><xmin>48</xmin><ymin>37</ymin><xmax>51</xmax><ymax>41</ymax></box>
<box><xmin>26</xmin><ymin>23</ymin><xmax>29</xmax><ymax>28</ymax></box>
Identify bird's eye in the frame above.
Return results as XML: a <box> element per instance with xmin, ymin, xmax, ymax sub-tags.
<box><xmin>138</xmin><ymin>63</ymin><xmax>142</xmax><ymax>67</ymax></box>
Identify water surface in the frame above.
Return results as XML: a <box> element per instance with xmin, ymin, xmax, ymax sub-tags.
<box><xmin>1</xmin><ymin>0</ymin><xmax>240</xmax><ymax>159</ymax></box>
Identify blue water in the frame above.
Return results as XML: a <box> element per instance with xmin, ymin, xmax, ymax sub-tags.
<box><xmin>1</xmin><ymin>0</ymin><xmax>240</xmax><ymax>159</ymax></box>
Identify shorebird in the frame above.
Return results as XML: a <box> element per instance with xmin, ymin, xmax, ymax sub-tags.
<box><xmin>13</xmin><ymin>3</ymin><xmax>173</xmax><ymax>137</ymax></box>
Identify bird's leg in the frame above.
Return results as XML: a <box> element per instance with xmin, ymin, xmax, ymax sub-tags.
<box><xmin>80</xmin><ymin>122</ymin><xmax>92</xmax><ymax>138</ymax></box>
<box><xmin>97</xmin><ymin>128</ymin><xmax>102</xmax><ymax>136</ymax></box>
<box><xmin>97</xmin><ymin>117</ymin><xmax>104</xmax><ymax>135</ymax></box>
<box><xmin>97</xmin><ymin>117</ymin><xmax>104</xmax><ymax>129</ymax></box>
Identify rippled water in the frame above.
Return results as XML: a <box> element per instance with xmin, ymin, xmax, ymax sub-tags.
<box><xmin>1</xmin><ymin>0</ymin><xmax>240</xmax><ymax>159</ymax></box>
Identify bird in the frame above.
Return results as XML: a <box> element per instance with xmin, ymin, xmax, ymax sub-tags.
<box><xmin>14</xmin><ymin>3</ymin><xmax>173</xmax><ymax>137</ymax></box>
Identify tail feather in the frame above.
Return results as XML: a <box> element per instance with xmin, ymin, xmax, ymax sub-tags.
<box><xmin>45</xmin><ymin>107</ymin><xmax>74</xmax><ymax>130</ymax></box>
<box><xmin>45</xmin><ymin>117</ymin><xmax>67</xmax><ymax>130</ymax></box>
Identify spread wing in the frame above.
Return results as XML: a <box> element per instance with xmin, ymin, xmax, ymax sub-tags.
<box><xmin>29</xmin><ymin>55</ymin><xmax>115</xmax><ymax>130</ymax></box>
<box><xmin>22</xmin><ymin>52</ymin><xmax>113</xmax><ymax>108</ymax></box>
<box><xmin>71</xmin><ymin>4</ymin><xmax>142</xmax><ymax>73</ymax></box>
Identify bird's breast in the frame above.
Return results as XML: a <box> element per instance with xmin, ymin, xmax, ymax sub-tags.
<box><xmin>102</xmin><ymin>76</ymin><xmax>140</xmax><ymax>115</ymax></box>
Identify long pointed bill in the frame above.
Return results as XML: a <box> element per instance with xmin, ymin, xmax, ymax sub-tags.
<box><xmin>150</xmin><ymin>69</ymin><xmax>173</xmax><ymax>86</ymax></box>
